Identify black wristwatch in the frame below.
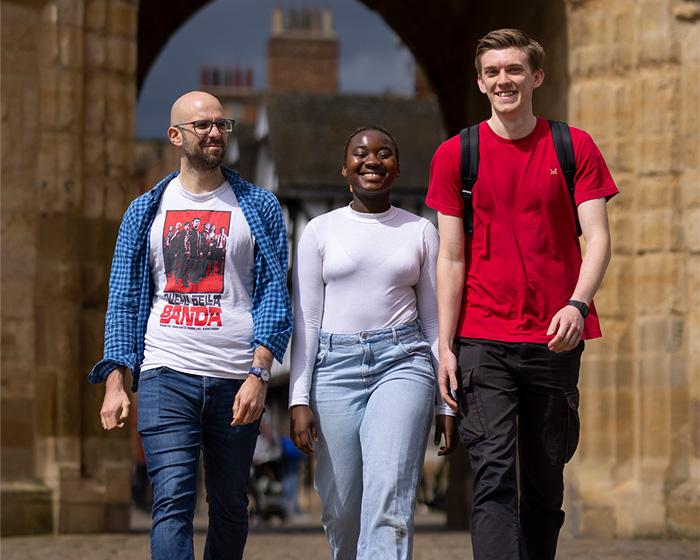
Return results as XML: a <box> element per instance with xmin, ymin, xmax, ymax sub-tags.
<box><xmin>248</xmin><ymin>367</ymin><xmax>271</xmax><ymax>383</ymax></box>
<box><xmin>567</xmin><ymin>300</ymin><xmax>590</xmax><ymax>319</ymax></box>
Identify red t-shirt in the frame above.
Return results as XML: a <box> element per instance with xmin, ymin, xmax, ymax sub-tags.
<box><xmin>426</xmin><ymin>118</ymin><xmax>618</xmax><ymax>343</ymax></box>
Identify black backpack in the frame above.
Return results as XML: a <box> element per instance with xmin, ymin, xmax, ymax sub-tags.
<box><xmin>460</xmin><ymin>120</ymin><xmax>580</xmax><ymax>236</ymax></box>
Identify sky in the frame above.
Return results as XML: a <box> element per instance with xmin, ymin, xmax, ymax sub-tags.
<box><xmin>136</xmin><ymin>0</ymin><xmax>415</xmax><ymax>139</ymax></box>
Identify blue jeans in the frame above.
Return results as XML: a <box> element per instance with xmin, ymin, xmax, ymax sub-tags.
<box><xmin>137</xmin><ymin>367</ymin><xmax>261</xmax><ymax>560</ymax></box>
<box><xmin>310</xmin><ymin>322</ymin><xmax>436</xmax><ymax>560</ymax></box>
<box><xmin>455</xmin><ymin>339</ymin><xmax>584</xmax><ymax>560</ymax></box>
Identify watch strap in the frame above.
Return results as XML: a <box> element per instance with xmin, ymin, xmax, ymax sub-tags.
<box><xmin>567</xmin><ymin>300</ymin><xmax>590</xmax><ymax>319</ymax></box>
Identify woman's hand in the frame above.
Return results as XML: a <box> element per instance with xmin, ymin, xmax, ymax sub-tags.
<box><xmin>290</xmin><ymin>405</ymin><xmax>317</xmax><ymax>455</ymax></box>
<box><xmin>434</xmin><ymin>414</ymin><xmax>459</xmax><ymax>456</ymax></box>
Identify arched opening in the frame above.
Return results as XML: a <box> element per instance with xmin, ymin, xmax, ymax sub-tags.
<box><xmin>133</xmin><ymin>0</ymin><xmax>571</xmax><ymax>530</ymax></box>
<box><xmin>137</xmin><ymin>0</ymin><xmax>569</xmax><ymax>136</ymax></box>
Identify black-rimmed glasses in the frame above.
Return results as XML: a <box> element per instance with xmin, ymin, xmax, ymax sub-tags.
<box><xmin>174</xmin><ymin>119</ymin><xmax>235</xmax><ymax>135</ymax></box>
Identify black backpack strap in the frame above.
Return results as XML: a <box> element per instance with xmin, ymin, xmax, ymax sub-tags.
<box><xmin>548</xmin><ymin>120</ymin><xmax>581</xmax><ymax>236</ymax></box>
<box><xmin>459</xmin><ymin>124</ymin><xmax>480</xmax><ymax>234</ymax></box>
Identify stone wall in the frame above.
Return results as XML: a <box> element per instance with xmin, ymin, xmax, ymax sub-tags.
<box><xmin>1</xmin><ymin>0</ymin><xmax>138</xmax><ymax>535</ymax></box>
<box><xmin>565</xmin><ymin>0</ymin><xmax>699</xmax><ymax>539</ymax></box>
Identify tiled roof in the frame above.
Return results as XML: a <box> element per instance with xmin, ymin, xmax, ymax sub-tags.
<box><xmin>261</xmin><ymin>91</ymin><xmax>445</xmax><ymax>199</ymax></box>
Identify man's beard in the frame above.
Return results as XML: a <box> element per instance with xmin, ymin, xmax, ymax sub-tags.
<box><xmin>183</xmin><ymin>140</ymin><xmax>225</xmax><ymax>172</ymax></box>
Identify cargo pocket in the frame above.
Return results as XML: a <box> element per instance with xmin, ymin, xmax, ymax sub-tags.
<box><xmin>562</xmin><ymin>388</ymin><xmax>580</xmax><ymax>463</ymax></box>
<box><xmin>457</xmin><ymin>368</ymin><xmax>487</xmax><ymax>448</ymax></box>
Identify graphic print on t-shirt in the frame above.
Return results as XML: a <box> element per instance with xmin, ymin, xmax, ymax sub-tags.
<box><xmin>162</xmin><ymin>209</ymin><xmax>231</xmax><ymax>294</ymax></box>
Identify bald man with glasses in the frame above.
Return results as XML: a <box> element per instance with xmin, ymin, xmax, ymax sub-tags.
<box><xmin>89</xmin><ymin>91</ymin><xmax>293</xmax><ymax>560</ymax></box>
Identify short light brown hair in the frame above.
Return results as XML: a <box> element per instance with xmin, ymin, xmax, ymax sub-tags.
<box><xmin>474</xmin><ymin>28</ymin><xmax>545</xmax><ymax>75</ymax></box>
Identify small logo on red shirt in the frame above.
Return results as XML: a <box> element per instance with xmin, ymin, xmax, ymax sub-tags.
<box><xmin>550</xmin><ymin>168</ymin><xmax>559</xmax><ymax>175</ymax></box>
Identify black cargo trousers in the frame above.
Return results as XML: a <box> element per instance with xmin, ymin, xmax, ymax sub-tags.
<box><xmin>455</xmin><ymin>338</ymin><xmax>584</xmax><ymax>560</ymax></box>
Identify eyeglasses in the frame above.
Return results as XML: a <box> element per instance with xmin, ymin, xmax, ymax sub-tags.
<box><xmin>174</xmin><ymin>119</ymin><xmax>235</xmax><ymax>135</ymax></box>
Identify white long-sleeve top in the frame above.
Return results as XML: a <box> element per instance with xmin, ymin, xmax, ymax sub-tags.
<box><xmin>289</xmin><ymin>204</ymin><xmax>451</xmax><ymax>415</ymax></box>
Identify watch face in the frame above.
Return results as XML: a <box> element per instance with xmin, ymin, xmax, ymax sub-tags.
<box><xmin>251</xmin><ymin>367</ymin><xmax>271</xmax><ymax>382</ymax></box>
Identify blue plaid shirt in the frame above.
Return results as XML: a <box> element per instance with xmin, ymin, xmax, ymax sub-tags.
<box><xmin>88</xmin><ymin>167</ymin><xmax>293</xmax><ymax>391</ymax></box>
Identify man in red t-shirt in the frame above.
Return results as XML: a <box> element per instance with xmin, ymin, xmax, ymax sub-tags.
<box><xmin>426</xmin><ymin>29</ymin><xmax>618</xmax><ymax>560</ymax></box>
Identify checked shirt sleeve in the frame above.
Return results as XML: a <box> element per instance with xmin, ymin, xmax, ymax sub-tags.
<box><xmin>248</xmin><ymin>188</ymin><xmax>294</xmax><ymax>363</ymax></box>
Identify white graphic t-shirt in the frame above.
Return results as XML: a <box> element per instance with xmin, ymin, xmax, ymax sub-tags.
<box><xmin>141</xmin><ymin>178</ymin><xmax>255</xmax><ymax>379</ymax></box>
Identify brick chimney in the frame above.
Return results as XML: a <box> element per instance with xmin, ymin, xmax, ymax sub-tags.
<box><xmin>267</xmin><ymin>5</ymin><xmax>339</xmax><ymax>93</ymax></box>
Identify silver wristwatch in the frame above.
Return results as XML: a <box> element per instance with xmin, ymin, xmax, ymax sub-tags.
<box><xmin>248</xmin><ymin>367</ymin><xmax>271</xmax><ymax>383</ymax></box>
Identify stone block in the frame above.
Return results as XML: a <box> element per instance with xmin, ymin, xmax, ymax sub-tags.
<box><xmin>37</xmin><ymin>70</ymin><xmax>59</xmax><ymax>129</ymax></box>
<box><xmin>105</xmin><ymin>177</ymin><xmax>129</xmax><ymax>222</ymax></box>
<box><xmin>639</xmin><ymin>393</ymin><xmax>672</xmax><ymax>460</ymax></box>
<box><xmin>603</xmin><ymin>137</ymin><xmax>635</xmax><ymax>174</ymax></box>
<box><xmin>37</xmin><ymin>16</ymin><xmax>60</xmax><ymax>67</ymax></box>
<box><xmin>572</xmin><ymin>45</ymin><xmax>610</xmax><ymax>78</ymax></box>
<box><xmin>614</xmin><ymin>387</ymin><xmax>635</xmax><ymax>461</ymax></box>
<box><xmin>105</xmin><ymin>35</ymin><xmax>135</xmax><ymax>75</ymax></box>
<box><xmin>570</xmin><ymin>9</ymin><xmax>613</xmax><ymax>48</ymax></box>
<box><xmin>611</xmin><ymin>82</ymin><xmax>634</xmax><ymax>134</ymax></box>
<box><xmin>33</xmin><ymin>369</ymin><xmax>57</xmax><ymax>438</ymax></box>
<box><xmin>573</xmin><ymin>82</ymin><xmax>617</xmax><ymax>139</ymax></box>
<box><xmin>56</xmin><ymin>131</ymin><xmax>81</xmax><ymax>176</ymax></box>
<box><xmin>632</xmin><ymin>503</ymin><xmax>669</xmax><ymax>538</ymax></box>
<box><xmin>1</xmin><ymin>76</ymin><xmax>20</xmax><ymax>160</ymax></box>
<box><xmin>579</xmin><ymin>503</ymin><xmax>616</xmax><ymax>538</ymax></box>
<box><xmin>638</xmin><ymin>72</ymin><xmax>681</xmax><ymax>134</ymax></box>
<box><xmin>596</xmin><ymin>257</ymin><xmax>635</xmax><ymax>317</ymax></box>
<box><xmin>1</xmin><ymin>399</ymin><xmax>35</xmax><ymax>479</ymax></box>
<box><xmin>639</xmin><ymin>0</ymin><xmax>672</xmax><ymax>37</ymax></box>
<box><xmin>2</xmin><ymin>41</ymin><xmax>37</xmax><ymax>77</ymax></box>
<box><xmin>82</xmin><ymin>314</ymin><xmax>107</xmax><ymax>378</ymax></box>
<box><xmin>0</xmin><ymin>361</ymin><xmax>35</xmax><ymax>401</ymax></box>
<box><xmin>636</xmin><ymin>254</ymin><xmax>685</xmax><ymax>316</ymax></box>
<box><xmin>84</xmin><ymin>30</ymin><xmax>106</xmax><ymax>68</ymax></box>
<box><xmin>638</xmin><ymin>207</ymin><xmax>684</xmax><ymax>252</ymax></box>
<box><xmin>684</xmin><ymin>207</ymin><xmax>700</xmax><ymax>252</ymax></box>
<box><xmin>0</xmin><ymin>172</ymin><xmax>38</xmax><ymax>214</ymax></box>
<box><xmin>609</xmin><ymin>206</ymin><xmax>635</xmax><ymax>254</ymax></box>
<box><xmin>35</xmin><ymin>303</ymin><xmax>81</xmax><ymax>369</ymax></box>
<box><xmin>106</xmin><ymin>1</ymin><xmax>137</xmax><ymax>37</ymax></box>
<box><xmin>85</xmin><ymin>0</ymin><xmax>107</xmax><ymax>30</ymax></box>
<box><xmin>56</xmin><ymin>72</ymin><xmax>82</xmax><ymax>132</ymax></box>
<box><xmin>1</xmin><ymin>210</ymin><xmax>38</xmax><ymax>277</ymax></box>
<box><xmin>55</xmin><ymin>0</ymin><xmax>84</xmax><ymax>27</ymax></box>
<box><xmin>667</xmin><ymin>499</ymin><xmax>700</xmax><ymax>538</ymax></box>
<box><xmin>638</xmin><ymin>317</ymin><xmax>685</xmax><ymax>353</ymax></box>
<box><xmin>83</xmin><ymin>173</ymin><xmax>107</xmax><ymax>219</ymax></box>
<box><xmin>2</xmin><ymin>315</ymin><xmax>36</xmax><ymax>363</ymax></box>
<box><xmin>57</xmin><ymin>25</ymin><xmax>84</xmax><ymax>70</ymax></box>
<box><xmin>0</xmin><ymin>481</ymin><xmax>53</xmax><ymax>537</ymax></box>
<box><xmin>638</xmin><ymin>175</ymin><xmax>680</xmax><ymax>209</ymax></box>
<box><xmin>612</xmin><ymin>8</ymin><xmax>635</xmax><ymax>44</ymax></box>
<box><xmin>84</xmin><ymin>134</ymin><xmax>107</xmax><ymax>165</ymax></box>
<box><xmin>639</xmin><ymin>38</ymin><xmax>682</xmax><ymax>66</ymax></box>
<box><xmin>1</xmin><ymin>3</ymin><xmax>37</xmax><ymax>51</ymax></box>
<box><xmin>58</xmin><ymin>501</ymin><xmax>129</xmax><ymax>533</ymax></box>
<box><xmin>35</xmin><ymin>217</ymin><xmax>82</xmax><ymax>297</ymax></box>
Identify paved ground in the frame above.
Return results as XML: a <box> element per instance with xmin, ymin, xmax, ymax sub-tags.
<box><xmin>2</xmin><ymin>507</ymin><xmax>698</xmax><ymax>559</ymax></box>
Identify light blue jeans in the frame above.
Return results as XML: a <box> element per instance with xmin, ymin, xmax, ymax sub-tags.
<box><xmin>137</xmin><ymin>367</ymin><xmax>261</xmax><ymax>560</ymax></box>
<box><xmin>310</xmin><ymin>322</ymin><xmax>436</xmax><ymax>560</ymax></box>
